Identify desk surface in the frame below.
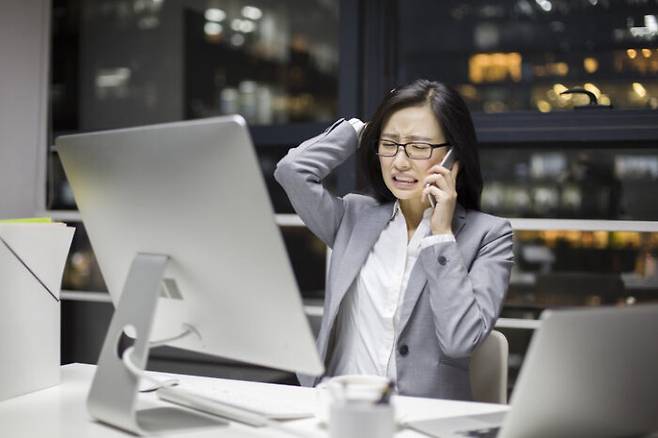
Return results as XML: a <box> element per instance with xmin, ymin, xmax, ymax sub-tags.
<box><xmin>0</xmin><ymin>364</ymin><xmax>507</xmax><ymax>438</ymax></box>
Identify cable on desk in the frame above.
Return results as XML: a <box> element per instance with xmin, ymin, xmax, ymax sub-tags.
<box><xmin>122</xmin><ymin>325</ymin><xmax>198</xmax><ymax>392</ymax></box>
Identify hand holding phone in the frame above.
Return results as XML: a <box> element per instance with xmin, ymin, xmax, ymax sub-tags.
<box><xmin>426</xmin><ymin>148</ymin><xmax>456</xmax><ymax>208</ymax></box>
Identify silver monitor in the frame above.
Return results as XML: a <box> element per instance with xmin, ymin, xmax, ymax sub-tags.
<box><xmin>56</xmin><ymin>116</ymin><xmax>323</xmax><ymax>434</ymax></box>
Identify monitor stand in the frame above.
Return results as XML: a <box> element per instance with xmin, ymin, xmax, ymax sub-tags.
<box><xmin>86</xmin><ymin>253</ymin><xmax>226</xmax><ymax>435</ymax></box>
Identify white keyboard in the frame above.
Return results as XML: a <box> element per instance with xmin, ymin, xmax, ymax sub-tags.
<box><xmin>156</xmin><ymin>383</ymin><xmax>314</xmax><ymax>426</ymax></box>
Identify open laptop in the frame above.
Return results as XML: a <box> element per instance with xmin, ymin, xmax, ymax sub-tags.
<box><xmin>406</xmin><ymin>304</ymin><xmax>658</xmax><ymax>438</ymax></box>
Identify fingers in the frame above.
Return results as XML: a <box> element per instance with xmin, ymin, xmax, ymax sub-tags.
<box><xmin>424</xmin><ymin>172</ymin><xmax>451</xmax><ymax>192</ymax></box>
<box><xmin>428</xmin><ymin>164</ymin><xmax>451</xmax><ymax>176</ymax></box>
<box><xmin>423</xmin><ymin>160</ymin><xmax>460</xmax><ymax>208</ymax></box>
<box><xmin>423</xmin><ymin>184</ymin><xmax>436</xmax><ymax>207</ymax></box>
<box><xmin>428</xmin><ymin>160</ymin><xmax>460</xmax><ymax>175</ymax></box>
<box><xmin>427</xmin><ymin>160</ymin><xmax>460</xmax><ymax>184</ymax></box>
<box><xmin>422</xmin><ymin>184</ymin><xmax>439</xmax><ymax>206</ymax></box>
<box><xmin>422</xmin><ymin>184</ymin><xmax>446</xmax><ymax>205</ymax></box>
<box><xmin>423</xmin><ymin>160</ymin><xmax>459</xmax><ymax>207</ymax></box>
<box><xmin>423</xmin><ymin>181</ymin><xmax>458</xmax><ymax>208</ymax></box>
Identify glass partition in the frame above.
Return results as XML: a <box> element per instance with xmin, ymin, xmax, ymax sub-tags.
<box><xmin>479</xmin><ymin>146</ymin><xmax>658</xmax><ymax>220</ymax></box>
<box><xmin>51</xmin><ymin>0</ymin><xmax>339</xmax><ymax>133</ymax></box>
<box><xmin>49</xmin><ymin>0</ymin><xmax>339</xmax><ymax>210</ymax></box>
<box><xmin>396</xmin><ymin>0</ymin><xmax>658</xmax><ymax>113</ymax></box>
<box><xmin>505</xmin><ymin>229</ymin><xmax>658</xmax><ymax>320</ymax></box>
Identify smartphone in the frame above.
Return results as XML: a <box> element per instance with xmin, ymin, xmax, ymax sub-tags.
<box><xmin>439</xmin><ymin>147</ymin><xmax>456</xmax><ymax>171</ymax></box>
<box><xmin>426</xmin><ymin>148</ymin><xmax>455</xmax><ymax>208</ymax></box>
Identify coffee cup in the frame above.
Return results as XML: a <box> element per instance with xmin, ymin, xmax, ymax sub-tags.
<box><xmin>315</xmin><ymin>374</ymin><xmax>392</xmax><ymax>425</ymax></box>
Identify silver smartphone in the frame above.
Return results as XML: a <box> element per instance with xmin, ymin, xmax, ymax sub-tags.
<box><xmin>426</xmin><ymin>147</ymin><xmax>456</xmax><ymax>208</ymax></box>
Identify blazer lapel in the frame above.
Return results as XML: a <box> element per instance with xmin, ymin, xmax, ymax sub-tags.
<box><xmin>327</xmin><ymin>202</ymin><xmax>394</xmax><ymax>324</ymax></box>
<box><xmin>451</xmin><ymin>203</ymin><xmax>467</xmax><ymax>239</ymax></box>
<box><xmin>397</xmin><ymin>204</ymin><xmax>467</xmax><ymax>336</ymax></box>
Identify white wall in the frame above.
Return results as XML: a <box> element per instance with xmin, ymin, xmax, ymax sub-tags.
<box><xmin>0</xmin><ymin>0</ymin><xmax>50</xmax><ymax>218</ymax></box>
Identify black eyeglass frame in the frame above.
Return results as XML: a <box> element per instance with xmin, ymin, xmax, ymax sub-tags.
<box><xmin>376</xmin><ymin>140</ymin><xmax>451</xmax><ymax>160</ymax></box>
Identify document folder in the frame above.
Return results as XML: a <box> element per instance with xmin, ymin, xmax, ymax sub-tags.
<box><xmin>0</xmin><ymin>221</ymin><xmax>74</xmax><ymax>401</ymax></box>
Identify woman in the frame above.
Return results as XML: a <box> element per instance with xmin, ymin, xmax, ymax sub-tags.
<box><xmin>274</xmin><ymin>79</ymin><xmax>513</xmax><ymax>400</ymax></box>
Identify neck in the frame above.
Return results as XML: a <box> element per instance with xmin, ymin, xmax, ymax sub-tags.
<box><xmin>398</xmin><ymin>198</ymin><xmax>427</xmax><ymax>230</ymax></box>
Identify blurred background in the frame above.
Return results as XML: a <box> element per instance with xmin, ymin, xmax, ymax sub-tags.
<box><xmin>39</xmin><ymin>0</ymin><xmax>658</xmax><ymax>395</ymax></box>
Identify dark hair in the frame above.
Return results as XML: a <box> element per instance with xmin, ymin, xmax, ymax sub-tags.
<box><xmin>359</xmin><ymin>79</ymin><xmax>483</xmax><ymax>211</ymax></box>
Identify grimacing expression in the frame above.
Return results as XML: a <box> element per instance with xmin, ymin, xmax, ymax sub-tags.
<box><xmin>378</xmin><ymin>105</ymin><xmax>449</xmax><ymax>203</ymax></box>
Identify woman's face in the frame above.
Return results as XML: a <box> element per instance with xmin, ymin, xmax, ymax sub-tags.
<box><xmin>378</xmin><ymin>104</ymin><xmax>449</xmax><ymax>203</ymax></box>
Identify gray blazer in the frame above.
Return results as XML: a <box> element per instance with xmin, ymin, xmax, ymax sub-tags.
<box><xmin>274</xmin><ymin>119</ymin><xmax>514</xmax><ymax>400</ymax></box>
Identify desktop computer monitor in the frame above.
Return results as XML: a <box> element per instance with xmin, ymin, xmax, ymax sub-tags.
<box><xmin>56</xmin><ymin>116</ymin><xmax>324</xmax><ymax>433</ymax></box>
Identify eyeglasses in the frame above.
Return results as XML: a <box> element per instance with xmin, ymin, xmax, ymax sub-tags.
<box><xmin>376</xmin><ymin>139</ymin><xmax>450</xmax><ymax>160</ymax></box>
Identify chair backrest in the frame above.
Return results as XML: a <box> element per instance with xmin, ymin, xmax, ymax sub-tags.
<box><xmin>469</xmin><ymin>330</ymin><xmax>508</xmax><ymax>404</ymax></box>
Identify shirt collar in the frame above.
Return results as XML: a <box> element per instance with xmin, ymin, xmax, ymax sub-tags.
<box><xmin>390</xmin><ymin>200</ymin><xmax>433</xmax><ymax>221</ymax></box>
<box><xmin>390</xmin><ymin>200</ymin><xmax>400</xmax><ymax>220</ymax></box>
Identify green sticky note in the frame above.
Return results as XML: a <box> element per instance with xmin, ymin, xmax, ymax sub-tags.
<box><xmin>0</xmin><ymin>217</ymin><xmax>53</xmax><ymax>224</ymax></box>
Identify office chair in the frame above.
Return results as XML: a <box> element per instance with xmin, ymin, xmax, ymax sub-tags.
<box><xmin>470</xmin><ymin>330</ymin><xmax>508</xmax><ymax>404</ymax></box>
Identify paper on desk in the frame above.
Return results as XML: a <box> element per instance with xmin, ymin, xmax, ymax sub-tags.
<box><xmin>0</xmin><ymin>221</ymin><xmax>75</xmax><ymax>401</ymax></box>
<box><xmin>0</xmin><ymin>217</ymin><xmax>53</xmax><ymax>224</ymax></box>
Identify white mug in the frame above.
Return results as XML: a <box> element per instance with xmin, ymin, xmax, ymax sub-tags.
<box><xmin>329</xmin><ymin>400</ymin><xmax>394</xmax><ymax>438</ymax></box>
<box><xmin>315</xmin><ymin>374</ymin><xmax>393</xmax><ymax>425</ymax></box>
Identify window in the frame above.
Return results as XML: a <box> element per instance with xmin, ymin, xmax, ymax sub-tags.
<box><xmin>508</xmin><ymin>229</ymin><xmax>658</xmax><ymax>316</ymax></box>
<box><xmin>49</xmin><ymin>0</ymin><xmax>340</xmax><ymax>210</ymax></box>
<box><xmin>479</xmin><ymin>145</ymin><xmax>658</xmax><ymax>220</ymax></box>
<box><xmin>51</xmin><ymin>0</ymin><xmax>339</xmax><ymax>133</ymax></box>
<box><xmin>48</xmin><ymin>0</ymin><xmax>345</xmax><ymax>302</ymax></box>
<box><xmin>396</xmin><ymin>0</ymin><xmax>658</xmax><ymax>113</ymax></box>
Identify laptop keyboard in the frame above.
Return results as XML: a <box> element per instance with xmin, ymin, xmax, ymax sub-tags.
<box><xmin>456</xmin><ymin>427</ymin><xmax>500</xmax><ymax>437</ymax></box>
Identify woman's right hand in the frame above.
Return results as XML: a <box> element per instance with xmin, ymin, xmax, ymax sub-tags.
<box><xmin>347</xmin><ymin>118</ymin><xmax>366</xmax><ymax>142</ymax></box>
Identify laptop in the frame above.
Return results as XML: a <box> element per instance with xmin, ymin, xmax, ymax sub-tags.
<box><xmin>406</xmin><ymin>304</ymin><xmax>658</xmax><ymax>438</ymax></box>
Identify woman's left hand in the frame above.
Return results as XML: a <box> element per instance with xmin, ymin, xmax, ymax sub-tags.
<box><xmin>422</xmin><ymin>161</ymin><xmax>460</xmax><ymax>235</ymax></box>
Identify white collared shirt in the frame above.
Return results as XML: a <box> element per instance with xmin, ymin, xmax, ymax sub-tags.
<box><xmin>328</xmin><ymin>201</ymin><xmax>455</xmax><ymax>381</ymax></box>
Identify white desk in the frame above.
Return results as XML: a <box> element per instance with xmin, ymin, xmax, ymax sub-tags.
<box><xmin>0</xmin><ymin>364</ymin><xmax>508</xmax><ymax>437</ymax></box>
